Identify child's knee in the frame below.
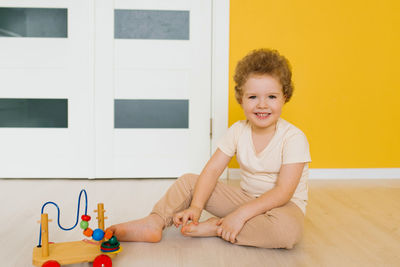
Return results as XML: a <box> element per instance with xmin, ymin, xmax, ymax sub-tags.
<box><xmin>279</xmin><ymin>230</ymin><xmax>302</xmax><ymax>249</ymax></box>
<box><xmin>266</xmin><ymin>204</ymin><xmax>304</xmax><ymax>248</ymax></box>
<box><xmin>178</xmin><ymin>173</ymin><xmax>198</xmax><ymax>187</ymax></box>
<box><xmin>236</xmin><ymin>212</ymin><xmax>303</xmax><ymax>249</ymax></box>
<box><xmin>255</xmin><ymin>228</ymin><xmax>302</xmax><ymax>249</ymax></box>
<box><xmin>275</xmin><ymin>215</ymin><xmax>303</xmax><ymax>249</ymax></box>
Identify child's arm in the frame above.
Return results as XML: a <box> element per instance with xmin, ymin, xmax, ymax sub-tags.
<box><xmin>173</xmin><ymin>148</ymin><xmax>231</xmax><ymax>227</ymax></box>
<box><xmin>217</xmin><ymin>162</ymin><xmax>305</xmax><ymax>243</ymax></box>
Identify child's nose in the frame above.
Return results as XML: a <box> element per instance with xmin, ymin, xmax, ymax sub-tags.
<box><xmin>257</xmin><ymin>98</ymin><xmax>268</xmax><ymax>108</ymax></box>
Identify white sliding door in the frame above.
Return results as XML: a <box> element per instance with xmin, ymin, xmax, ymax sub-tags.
<box><xmin>95</xmin><ymin>0</ymin><xmax>212</xmax><ymax>178</ymax></box>
<box><xmin>0</xmin><ymin>0</ymin><xmax>94</xmax><ymax>178</ymax></box>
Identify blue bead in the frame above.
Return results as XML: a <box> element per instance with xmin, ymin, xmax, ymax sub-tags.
<box><xmin>92</xmin><ymin>228</ymin><xmax>105</xmax><ymax>241</ymax></box>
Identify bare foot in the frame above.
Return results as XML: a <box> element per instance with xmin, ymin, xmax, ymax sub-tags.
<box><xmin>107</xmin><ymin>214</ymin><xmax>164</xmax><ymax>242</ymax></box>
<box><xmin>181</xmin><ymin>217</ymin><xmax>219</xmax><ymax>237</ymax></box>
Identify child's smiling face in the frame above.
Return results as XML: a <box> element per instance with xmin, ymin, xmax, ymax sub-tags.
<box><xmin>241</xmin><ymin>74</ymin><xmax>286</xmax><ymax>133</ymax></box>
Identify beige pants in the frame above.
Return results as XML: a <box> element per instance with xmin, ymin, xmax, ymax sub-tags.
<box><xmin>151</xmin><ymin>173</ymin><xmax>304</xmax><ymax>249</ymax></box>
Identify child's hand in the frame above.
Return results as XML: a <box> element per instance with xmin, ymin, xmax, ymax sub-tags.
<box><xmin>173</xmin><ymin>205</ymin><xmax>202</xmax><ymax>228</ymax></box>
<box><xmin>216</xmin><ymin>211</ymin><xmax>246</xmax><ymax>243</ymax></box>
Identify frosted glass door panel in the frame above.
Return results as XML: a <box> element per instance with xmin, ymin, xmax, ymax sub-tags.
<box><xmin>0</xmin><ymin>98</ymin><xmax>68</xmax><ymax>127</ymax></box>
<box><xmin>114</xmin><ymin>9</ymin><xmax>189</xmax><ymax>40</ymax></box>
<box><xmin>114</xmin><ymin>99</ymin><xmax>189</xmax><ymax>128</ymax></box>
<box><xmin>0</xmin><ymin>7</ymin><xmax>67</xmax><ymax>37</ymax></box>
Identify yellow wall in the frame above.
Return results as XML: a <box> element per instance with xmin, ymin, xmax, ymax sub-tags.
<box><xmin>229</xmin><ymin>0</ymin><xmax>400</xmax><ymax>168</ymax></box>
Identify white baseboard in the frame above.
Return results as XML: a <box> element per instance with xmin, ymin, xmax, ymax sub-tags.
<box><xmin>228</xmin><ymin>168</ymin><xmax>400</xmax><ymax>180</ymax></box>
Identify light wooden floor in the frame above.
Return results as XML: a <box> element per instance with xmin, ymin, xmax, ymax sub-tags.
<box><xmin>0</xmin><ymin>178</ymin><xmax>399</xmax><ymax>267</ymax></box>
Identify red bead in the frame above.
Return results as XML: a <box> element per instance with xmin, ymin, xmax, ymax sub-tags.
<box><xmin>42</xmin><ymin>260</ymin><xmax>61</xmax><ymax>267</ymax></box>
<box><xmin>81</xmin><ymin>214</ymin><xmax>91</xmax><ymax>221</ymax></box>
<box><xmin>93</xmin><ymin>254</ymin><xmax>112</xmax><ymax>267</ymax></box>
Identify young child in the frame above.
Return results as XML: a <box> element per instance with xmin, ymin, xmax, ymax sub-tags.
<box><xmin>108</xmin><ymin>49</ymin><xmax>311</xmax><ymax>249</ymax></box>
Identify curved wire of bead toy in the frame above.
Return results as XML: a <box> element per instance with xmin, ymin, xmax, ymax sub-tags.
<box><xmin>37</xmin><ymin>189</ymin><xmax>88</xmax><ymax>247</ymax></box>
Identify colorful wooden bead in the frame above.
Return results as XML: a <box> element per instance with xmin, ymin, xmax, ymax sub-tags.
<box><xmin>83</xmin><ymin>227</ymin><xmax>93</xmax><ymax>237</ymax></box>
<box><xmin>81</xmin><ymin>215</ymin><xmax>91</xmax><ymax>221</ymax></box>
<box><xmin>109</xmin><ymin>236</ymin><xmax>118</xmax><ymax>246</ymax></box>
<box><xmin>93</xmin><ymin>254</ymin><xmax>112</xmax><ymax>267</ymax></box>
<box><xmin>80</xmin><ymin>220</ymin><xmax>89</xmax><ymax>230</ymax></box>
<box><xmin>104</xmin><ymin>229</ymin><xmax>113</xmax><ymax>240</ymax></box>
<box><xmin>92</xmin><ymin>228</ymin><xmax>105</xmax><ymax>241</ymax></box>
<box><xmin>42</xmin><ymin>260</ymin><xmax>61</xmax><ymax>267</ymax></box>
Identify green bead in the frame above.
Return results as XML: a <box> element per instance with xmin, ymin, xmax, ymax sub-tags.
<box><xmin>80</xmin><ymin>220</ymin><xmax>89</xmax><ymax>230</ymax></box>
<box><xmin>109</xmin><ymin>236</ymin><xmax>118</xmax><ymax>245</ymax></box>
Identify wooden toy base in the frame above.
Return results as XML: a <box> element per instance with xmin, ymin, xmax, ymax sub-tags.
<box><xmin>32</xmin><ymin>240</ymin><xmax>117</xmax><ymax>266</ymax></box>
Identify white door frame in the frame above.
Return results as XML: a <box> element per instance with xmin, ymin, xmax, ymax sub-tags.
<box><xmin>211</xmin><ymin>0</ymin><xmax>230</xmax><ymax>178</ymax></box>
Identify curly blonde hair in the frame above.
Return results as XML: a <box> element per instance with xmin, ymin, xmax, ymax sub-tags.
<box><xmin>234</xmin><ymin>49</ymin><xmax>294</xmax><ymax>104</ymax></box>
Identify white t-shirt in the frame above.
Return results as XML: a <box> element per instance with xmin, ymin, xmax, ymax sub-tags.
<box><xmin>217</xmin><ymin>118</ymin><xmax>311</xmax><ymax>214</ymax></box>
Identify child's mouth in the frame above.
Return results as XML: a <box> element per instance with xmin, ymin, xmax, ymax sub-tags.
<box><xmin>255</xmin><ymin>113</ymin><xmax>271</xmax><ymax>119</ymax></box>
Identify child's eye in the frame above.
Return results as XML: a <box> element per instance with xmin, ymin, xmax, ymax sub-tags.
<box><xmin>249</xmin><ymin>96</ymin><xmax>256</xmax><ymax>99</ymax></box>
<box><xmin>269</xmin><ymin>95</ymin><xmax>277</xmax><ymax>99</ymax></box>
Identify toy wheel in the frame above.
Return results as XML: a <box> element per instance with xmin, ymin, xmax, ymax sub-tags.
<box><xmin>42</xmin><ymin>260</ymin><xmax>60</xmax><ymax>267</ymax></box>
<box><xmin>93</xmin><ymin>254</ymin><xmax>112</xmax><ymax>267</ymax></box>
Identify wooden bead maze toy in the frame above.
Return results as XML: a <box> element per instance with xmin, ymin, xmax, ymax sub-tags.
<box><xmin>32</xmin><ymin>189</ymin><xmax>122</xmax><ymax>267</ymax></box>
